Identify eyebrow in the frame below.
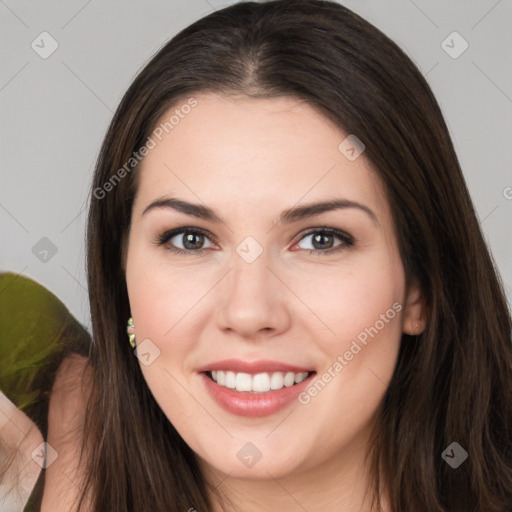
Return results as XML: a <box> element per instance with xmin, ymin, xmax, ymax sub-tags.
<box><xmin>142</xmin><ymin>196</ymin><xmax>378</xmax><ymax>226</ymax></box>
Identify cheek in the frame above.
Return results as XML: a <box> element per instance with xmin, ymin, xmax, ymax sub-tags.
<box><xmin>125</xmin><ymin>243</ymin><xmax>206</xmax><ymax>395</ymax></box>
<box><xmin>296</xmin><ymin>253</ymin><xmax>404</xmax><ymax>434</ymax></box>
<box><xmin>293</xmin><ymin>251</ymin><xmax>404</xmax><ymax>349</ymax></box>
<box><xmin>125</xmin><ymin>240</ymin><xmax>183</xmax><ymax>339</ymax></box>
<box><xmin>294</xmin><ymin>248</ymin><xmax>405</xmax><ymax>417</ymax></box>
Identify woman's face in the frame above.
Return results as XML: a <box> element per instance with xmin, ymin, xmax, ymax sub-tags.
<box><xmin>124</xmin><ymin>93</ymin><xmax>424</xmax><ymax>484</ymax></box>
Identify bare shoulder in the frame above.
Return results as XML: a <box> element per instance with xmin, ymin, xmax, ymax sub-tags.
<box><xmin>46</xmin><ymin>354</ymin><xmax>92</xmax><ymax>429</ymax></box>
<box><xmin>40</xmin><ymin>353</ymin><xmax>94</xmax><ymax>512</ymax></box>
<box><xmin>0</xmin><ymin>392</ymin><xmax>44</xmax><ymax>510</ymax></box>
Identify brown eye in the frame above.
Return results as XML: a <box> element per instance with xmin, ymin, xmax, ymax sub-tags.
<box><xmin>156</xmin><ymin>228</ymin><xmax>214</xmax><ymax>255</ymax></box>
<box><xmin>294</xmin><ymin>228</ymin><xmax>354</xmax><ymax>255</ymax></box>
<box><xmin>154</xmin><ymin>226</ymin><xmax>354</xmax><ymax>256</ymax></box>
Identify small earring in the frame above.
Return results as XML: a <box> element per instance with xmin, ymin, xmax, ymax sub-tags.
<box><xmin>127</xmin><ymin>317</ymin><xmax>135</xmax><ymax>348</ymax></box>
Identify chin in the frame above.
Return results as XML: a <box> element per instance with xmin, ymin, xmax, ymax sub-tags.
<box><xmin>196</xmin><ymin>442</ymin><xmax>310</xmax><ymax>481</ymax></box>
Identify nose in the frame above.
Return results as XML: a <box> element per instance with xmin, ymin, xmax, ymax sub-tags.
<box><xmin>215</xmin><ymin>253</ymin><xmax>291</xmax><ymax>341</ymax></box>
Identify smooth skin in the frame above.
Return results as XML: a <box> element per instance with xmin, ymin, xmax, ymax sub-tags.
<box><xmin>41</xmin><ymin>354</ymin><xmax>93</xmax><ymax>511</ymax></box>
<box><xmin>0</xmin><ymin>392</ymin><xmax>43</xmax><ymax>510</ymax></box>
<box><xmin>124</xmin><ymin>93</ymin><xmax>426</xmax><ymax>512</ymax></box>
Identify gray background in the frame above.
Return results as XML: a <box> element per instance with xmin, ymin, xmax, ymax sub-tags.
<box><xmin>1</xmin><ymin>0</ymin><xmax>511</xmax><ymax>333</ymax></box>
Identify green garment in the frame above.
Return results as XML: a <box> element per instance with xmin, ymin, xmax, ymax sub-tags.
<box><xmin>0</xmin><ymin>272</ymin><xmax>91</xmax><ymax>511</ymax></box>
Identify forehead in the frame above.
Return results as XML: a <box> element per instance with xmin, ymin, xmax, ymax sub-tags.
<box><xmin>133</xmin><ymin>93</ymin><xmax>387</xmax><ymax>221</ymax></box>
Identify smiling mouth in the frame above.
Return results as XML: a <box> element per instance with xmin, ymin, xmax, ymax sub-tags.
<box><xmin>203</xmin><ymin>370</ymin><xmax>315</xmax><ymax>394</ymax></box>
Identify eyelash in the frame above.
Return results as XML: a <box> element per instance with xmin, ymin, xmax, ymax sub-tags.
<box><xmin>154</xmin><ymin>226</ymin><xmax>355</xmax><ymax>256</ymax></box>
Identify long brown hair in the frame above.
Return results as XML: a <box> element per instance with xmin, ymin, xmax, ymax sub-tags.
<box><xmin>79</xmin><ymin>1</ymin><xmax>512</xmax><ymax>510</ymax></box>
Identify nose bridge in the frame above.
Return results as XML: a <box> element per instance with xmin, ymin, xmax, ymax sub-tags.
<box><xmin>230</xmin><ymin>248</ymin><xmax>272</xmax><ymax>298</ymax></box>
<box><xmin>215</xmin><ymin>240</ymin><xmax>289</xmax><ymax>337</ymax></box>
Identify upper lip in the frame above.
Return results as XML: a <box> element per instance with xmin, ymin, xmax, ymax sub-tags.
<box><xmin>197</xmin><ymin>359</ymin><xmax>315</xmax><ymax>374</ymax></box>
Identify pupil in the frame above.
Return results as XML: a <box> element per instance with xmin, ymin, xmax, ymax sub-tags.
<box><xmin>181</xmin><ymin>232</ymin><xmax>333</xmax><ymax>251</ymax></box>
<box><xmin>313</xmin><ymin>233</ymin><xmax>332</xmax><ymax>249</ymax></box>
<box><xmin>184</xmin><ymin>233</ymin><xmax>202</xmax><ymax>250</ymax></box>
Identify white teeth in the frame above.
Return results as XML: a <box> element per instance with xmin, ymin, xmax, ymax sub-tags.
<box><xmin>252</xmin><ymin>373</ymin><xmax>271</xmax><ymax>392</ymax></box>
<box><xmin>210</xmin><ymin>370</ymin><xmax>310</xmax><ymax>392</ymax></box>
<box><xmin>283</xmin><ymin>372</ymin><xmax>295</xmax><ymax>387</ymax></box>
<box><xmin>294</xmin><ymin>372</ymin><xmax>308</xmax><ymax>384</ymax></box>
<box><xmin>225</xmin><ymin>371</ymin><xmax>236</xmax><ymax>389</ymax></box>
<box><xmin>235</xmin><ymin>372</ymin><xmax>252</xmax><ymax>392</ymax></box>
<box><xmin>270</xmin><ymin>372</ymin><xmax>284</xmax><ymax>390</ymax></box>
<box><xmin>216</xmin><ymin>370</ymin><xmax>225</xmax><ymax>386</ymax></box>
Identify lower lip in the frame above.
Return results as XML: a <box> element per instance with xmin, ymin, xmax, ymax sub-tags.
<box><xmin>200</xmin><ymin>372</ymin><xmax>315</xmax><ymax>417</ymax></box>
